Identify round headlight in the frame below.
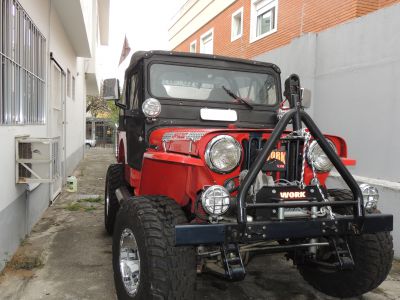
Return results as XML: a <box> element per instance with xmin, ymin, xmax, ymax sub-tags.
<box><xmin>205</xmin><ymin>135</ymin><xmax>241</xmax><ymax>173</ymax></box>
<box><xmin>201</xmin><ymin>185</ymin><xmax>231</xmax><ymax>216</ymax></box>
<box><xmin>307</xmin><ymin>139</ymin><xmax>337</xmax><ymax>172</ymax></box>
<box><xmin>360</xmin><ymin>183</ymin><xmax>379</xmax><ymax>211</ymax></box>
<box><xmin>142</xmin><ymin>98</ymin><xmax>161</xmax><ymax>118</ymax></box>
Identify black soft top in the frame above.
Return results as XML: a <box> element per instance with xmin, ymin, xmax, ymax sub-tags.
<box><xmin>125</xmin><ymin>50</ymin><xmax>281</xmax><ymax>76</ymax></box>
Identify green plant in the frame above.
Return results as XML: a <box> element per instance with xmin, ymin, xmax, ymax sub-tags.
<box><xmin>84</xmin><ymin>206</ymin><xmax>96</xmax><ymax>212</ymax></box>
<box><xmin>10</xmin><ymin>256</ymin><xmax>43</xmax><ymax>270</ymax></box>
<box><xmin>78</xmin><ymin>197</ymin><xmax>102</xmax><ymax>203</ymax></box>
<box><xmin>64</xmin><ymin>202</ymin><xmax>82</xmax><ymax>211</ymax></box>
<box><xmin>20</xmin><ymin>236</ymin><xmax>29</xmax><ymax>246</ymax></box>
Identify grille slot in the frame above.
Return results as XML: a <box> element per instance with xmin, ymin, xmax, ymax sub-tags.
<box><xmin>241</xmin><ymin>135</ymin><xmax>263</xmax><ymax>170</ymax></box>
<box><xmin>241</xmin><ymin>136</ymin><xmax>263</xmax><ymax>170</ymax></box>
<box><xmin>241</xmin><ymin>136</ymin><xmax>297</xmax><ymax>181</ymax></box>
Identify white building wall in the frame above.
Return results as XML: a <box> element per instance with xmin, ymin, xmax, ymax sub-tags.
<box><xmin>0</xmin><ymin>0</ymin><xmax>105</xmax><ymax>271</ymax></box>
<box><xmin>66</xmin><ymin>57</ymin><xmax>87</xmax><ymax>176</ymax></box>
<box><xmin>48</xmin><ymin>4</ymin><xmax>85</xmax><ymax>178</ymax></box>
<box><xmin>18</xmin><ymin>0</ymin><xmax>50</xmax><ymax>37</ymax></box>
<box><xmin>81</xmin><ymin>0</ymin><xmax>94</xmax><ymax>55</ymax></box>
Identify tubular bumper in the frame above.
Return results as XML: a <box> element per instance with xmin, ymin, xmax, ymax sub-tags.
<box><xmin>175</xmin><ymin>214</ymin><xmax>393</xmax><ymax>246</ymax></box>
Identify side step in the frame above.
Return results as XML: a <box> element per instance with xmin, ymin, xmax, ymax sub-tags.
<box><xmin>221</xmin><ymin>243</ymin><xmax>246</xmax><ymax>281</ymax></box>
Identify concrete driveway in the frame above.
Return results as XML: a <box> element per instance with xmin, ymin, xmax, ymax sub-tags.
<box><xmin>0</xmin><ymin>148</ymin><xmax>398</xmax><ymax>300</ymax></box>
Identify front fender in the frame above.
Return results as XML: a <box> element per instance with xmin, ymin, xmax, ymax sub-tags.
<box><xmin>143</xmin><ymin>152</ymin><xmax>204</xmax><ymax>166</ymax></box>
<box><xmin>139</xmin><ymin>153</ymin><xmax>214</xmax><ymax>207</ymax></box>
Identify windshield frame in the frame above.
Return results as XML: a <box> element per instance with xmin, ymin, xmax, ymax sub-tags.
<box><xmin>146</xmin><ymin>61</ymin><xmax>280</xmax><ymax>110</ymax></box>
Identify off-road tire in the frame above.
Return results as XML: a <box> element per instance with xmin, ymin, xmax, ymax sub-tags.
<box><xmin>298</xmin><ymin>189</ymin><xmax>393</xmax><ymax>298</ymax></box>
<box><xmin>104</xmin><ymin>164</ymin><xmax>124</xmax><ymax>235</ymax></box>
<box><xmin>112</xmin><ymin>196</ymin><xmax>196</xmax><ymax>300</ymax></box>
<box><xmin>328</xmin><ymin>189</ymin><xmax>355</xmax><ymax>215</ymax></box>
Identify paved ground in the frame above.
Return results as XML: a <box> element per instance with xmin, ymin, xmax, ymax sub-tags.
<box><xmin>0</xmin><ymin>148</ymin><xmax>399</xmax><ymax>300</ymax></box>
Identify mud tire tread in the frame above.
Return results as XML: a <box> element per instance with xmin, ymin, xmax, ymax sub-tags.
<box><xmin>298</xmin><ymin>189</ymin><xmax>393</xmax><ymax>298</ymax></box>
<box><xmin>112</xmin><ymin>196</ymin><xmax>195</xmax><ymax>300</ymax></box>
<box><xmin>104</xmin><ymin>164</ymin><xmax>124</xmax><ymax>235</ymax></box>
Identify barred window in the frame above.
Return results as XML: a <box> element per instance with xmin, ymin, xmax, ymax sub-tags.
<box><xmin>0</xmin><ymin>0</ymin><xmax>46</xmax><ymax>125</ymax></box>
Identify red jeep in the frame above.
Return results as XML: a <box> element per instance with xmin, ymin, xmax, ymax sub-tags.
<box><xmin>103</xmin><ymin>51</ymin><xmax>393</xmax><ymax>300</ymax></box>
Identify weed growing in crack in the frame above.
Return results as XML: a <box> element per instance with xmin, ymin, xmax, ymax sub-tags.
<box><xmin>64</xmin><ymin>201</ymin><xmax>98</xmax><ymax>212</ymax></box>
<box><xmin>78</xmin><ymin>197</ymin><xmax>102</xmax><ymax>203</ymax></box>
<box><xmin>64</xmin><ymin>202</ymin><xmax>82</xmax><ymax>211</ymax></box>
<box><xmin>9</xmin><ymin>256</ymin><xmax>43</xmax><ymax>270</ymax></box>
<box><xmin>19</xmin><ymin>236</ymin><xmax>29</xmax><ymax>246</ymax></box>
<box><xmin>84</xmin><ymin>206</ymin><xmax>96</xmax><ymax>212</ymax></box>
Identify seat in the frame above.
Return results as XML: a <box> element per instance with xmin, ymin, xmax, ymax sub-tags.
<box><xmin>207</xmin><ymin>86</ymin><xmax>231</xmax><ymax>101</ymax></box>
<box><xmin>153</xmin><ymin>84</ymin><xmax>169</xmax><ymax>98</ymax></box>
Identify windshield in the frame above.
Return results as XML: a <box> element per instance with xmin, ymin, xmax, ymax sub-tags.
<box><xmin>149</xmin><ymin>64</ymin><xmax>278</xmax><ymax>106</ymax></box>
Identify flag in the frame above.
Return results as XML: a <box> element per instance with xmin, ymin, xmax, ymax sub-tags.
<box><xmin>119</xmin><ymin>35</ymin><xmax>131</xmax><ymax>65</ymax></box>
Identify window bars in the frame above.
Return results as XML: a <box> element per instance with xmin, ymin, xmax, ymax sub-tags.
<box><xmin>0</xmin><ymin>0</ymin><xmax>46</xmax><ymax>125</ymax></box>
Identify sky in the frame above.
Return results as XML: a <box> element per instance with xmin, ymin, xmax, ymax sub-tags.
<box><xmin>98</xmin><ymin>0</ymin><xmax>187</xmax><ymax>82</ymax></box>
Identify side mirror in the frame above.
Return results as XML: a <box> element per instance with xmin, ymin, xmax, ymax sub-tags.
<box><xmin>301</xmin><ymin>88</ymin><xmax>311</xmax><ymax>108</ymax></box>
<box><xmin>103</xmin><ymin>78</ymin><xmax>120</xmax><ymax>100</ymax></box>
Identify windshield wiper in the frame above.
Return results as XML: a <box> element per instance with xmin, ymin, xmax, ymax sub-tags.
<box><xmin>222</xmin><ymin>86</ymin><xmax>253</xmax><ymax>110</ymax></box>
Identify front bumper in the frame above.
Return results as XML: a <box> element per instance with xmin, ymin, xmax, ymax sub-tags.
<box><xmin>175</xmin><ymin>214</ymin><xmax>393</xmax><ymax>246</ymax></box>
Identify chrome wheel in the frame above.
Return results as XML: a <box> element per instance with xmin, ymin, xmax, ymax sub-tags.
<box><xmin>105</xmin><ymin>188</ymin><xmax>110</xmax><ymax>217</ymax></box>
<box><xmin>119</xmin><ymin>228</ymin><xmax>140</xmax><ymax>296</ymax></box>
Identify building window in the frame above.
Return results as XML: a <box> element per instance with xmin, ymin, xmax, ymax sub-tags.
<box><xmin>200</xmin><ymin>29</ymin><xmax>214</xmax><ymax>54</ymax></box>
<box><xmin>189</xmin><ymin>40</ymin><xmax>196</xmax><ymax>53</ymax></box>
<box><xmin>72</xmin><ymin>76</ymin><xmax>75</xmax><ymax>100</ymax></box>
<box><xmin>0</xmin><ymin>0</ymin><xmax>46</xmax><ymax>125</ymax></box>
<box><xmin>231</xmin><ymin>7</ymin><xmax>243</xmax><ymax>41</ymax></box>
<box><xmin>67</xmin><ymin>69</ymin><xmax>71</xmax><ymax>97</ymax></box>
<box><xmin>250</xmin><ymin>0</ymin><xmax>278</xmax><ymax>43</ymax></box>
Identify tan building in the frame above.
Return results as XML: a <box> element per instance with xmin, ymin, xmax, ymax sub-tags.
<box><xmin>169</xmin><ymin>0</ymin><xmax>400</xmax><ymax>58</ymax></box>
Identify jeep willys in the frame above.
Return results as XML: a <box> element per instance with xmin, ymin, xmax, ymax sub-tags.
<box><xmin>103</xmin><ymin>51</ymin><xmax>393</xmax><ymax>299</ymax></box>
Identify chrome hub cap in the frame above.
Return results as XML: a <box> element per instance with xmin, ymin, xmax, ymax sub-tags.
<box><xmin>119</xmin><ymin>228</ymin><xmax>140</xmax><ymax>296</ymax></box>
<box><xmin>105</xmin><ymin>190</ymin><xmax>110</xmax><ymax>217</ymax></box>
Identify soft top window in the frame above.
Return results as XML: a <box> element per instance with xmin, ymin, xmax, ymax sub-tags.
<box><xmin>149</xmin><ymin>64</ymin><xmax>277</xmax><ymax>106</ymax></box>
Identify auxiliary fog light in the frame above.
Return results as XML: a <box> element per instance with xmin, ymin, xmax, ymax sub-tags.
<box><xmin>201</xmin><ymin>185</ymin><xmax>231</xmax><ymax>216</ymax></box>
<box><xmin>359</xmin><ymin>183</ymin><xmax>379</xmax><ymax>211</ymax></box>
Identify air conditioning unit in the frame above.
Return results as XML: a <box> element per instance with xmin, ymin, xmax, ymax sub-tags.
<box><xmin>15</xmin><ymin>136</ymin><xmax>60</xmax><ymax>183</ymax></box>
